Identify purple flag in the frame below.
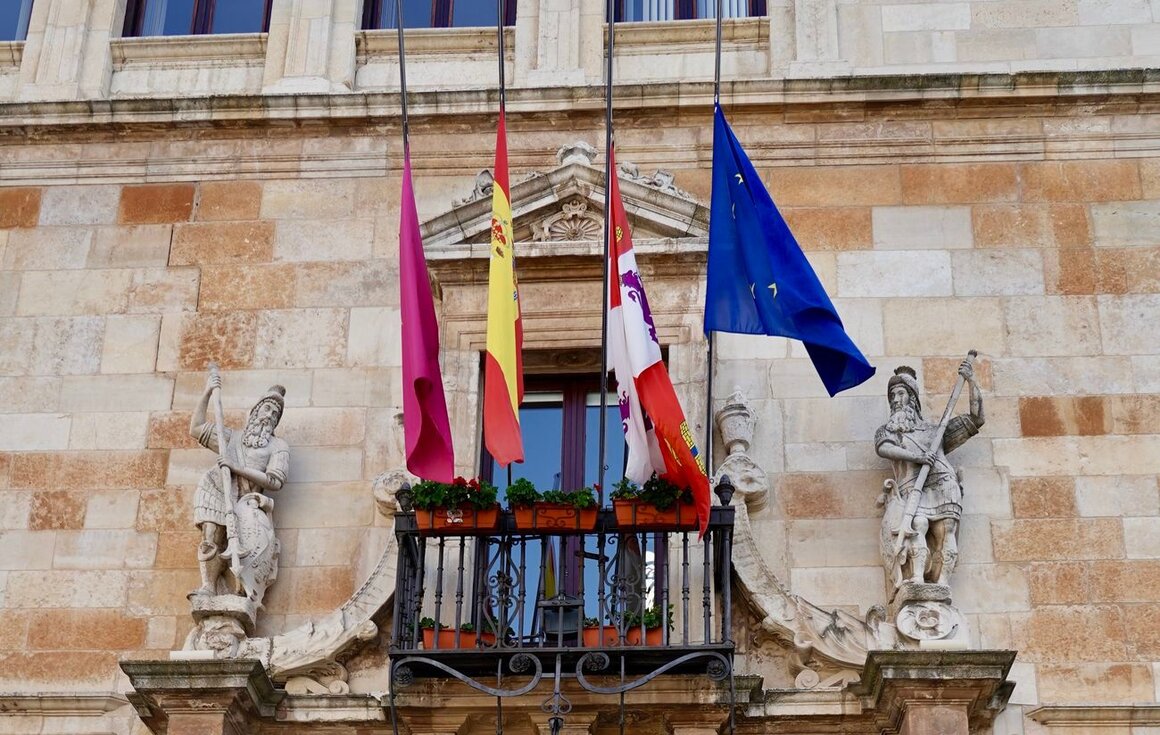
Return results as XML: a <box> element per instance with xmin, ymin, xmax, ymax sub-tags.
<box><xmin>399</xmin><ymin>150</ymin><xmax>454</xmax><ymax>482</ymax></box>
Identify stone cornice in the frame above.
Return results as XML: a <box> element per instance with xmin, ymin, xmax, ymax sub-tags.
<box><xmin>357</xmin><ymin>26</ymin><xmax>515</xmax><ymax>58</ymax></box>
<box><xmin>0</xmin><ymin>693</ymin><xmax>129</xmax><ymax>716</ymax></box>
<box><xmin>0</xmin><ymin>41</ymin><xmax>21</xmax><ymax>69</ymax></box>
<box><xmin>1028</xmin><ymin>705</ymin><xmax>1160</xmax><ymax>726</ymax></box>
<box><xmin>110</xmin><ymin>34</ymin><xmax>267</xmax><ymax>68</ymax></box>
<box><xmin>0</xmin><ymin>69</ymin><xmax>1157</xmax><ymax>135</ymax></box>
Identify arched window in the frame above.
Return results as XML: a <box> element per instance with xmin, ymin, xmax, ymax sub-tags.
<box><xmin>0</xmin><ymin>0</ymin><xmax>34</xmax><ymax>42</ymax></box>
<box><xmin>363</xmin><ymin>0</ymin><xmax>517</xmax><ymax>30</ymax></box>
<box><xmin>123</xmin><ymin>0</ymin><xmax>272</xmax><ymax>37</ymax></box>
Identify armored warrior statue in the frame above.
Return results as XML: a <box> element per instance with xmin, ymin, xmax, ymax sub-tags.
<box><xmin>188</xmin><ymin>370</ymin><xmax>287</xmax><ymax>604</ymax></box>
<box><xmin>876</xmin><ymin>357</ymin><xmax>983</xmax><ymax>592</ymax></box>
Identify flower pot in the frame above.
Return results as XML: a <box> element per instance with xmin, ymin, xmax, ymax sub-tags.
<box><xmin>580</xmin><ymin>626</ymin><xmax>663</xmax><ymax>646</ymax></box>
<box><xmin>415</xmin><ymin>505</ymin><xmax>500</xmax><ymax>535</ymax></box>
<box><xmin>513</xmin><ymin>503</ymin><xmax>598</xmax><ymax>532</ymax></box>
<box><xmin>421</xmin><ymin>628</ymin><xmax>497</xmax><ymax>649</ymax></box>
<box><xmin>613</xmin><ymin>499</ymin><xmax>697</xmax><ymax>531</ymax></box>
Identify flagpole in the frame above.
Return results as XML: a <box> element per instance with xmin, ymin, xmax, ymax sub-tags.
<box><xmin>395</xmin><ymin>1</ymin><xmax>410</xmax><ymax>152</ymax></box>
<box><xmin>705</xmin><ymin>0</ymin><xmax>723</xmax><ymax>480</ymax></box>
<box><xmin>497</xmin><ymin>0</ymin><xmax>506</xmax><ymax>113</ymax></box>
<box><xmin>597</xmin><ymin>0</ymin><xmax>615</xmax><ymax>506</ymax></box>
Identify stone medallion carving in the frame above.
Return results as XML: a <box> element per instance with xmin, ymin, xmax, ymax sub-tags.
<box><xmin>531</xmin><ymin>199</ymin><xmax>604</xmax><ymax>242</ymax></box>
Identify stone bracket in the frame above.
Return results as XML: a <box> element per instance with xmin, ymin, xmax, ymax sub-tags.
<box><xmin>121</xmin><ymin>659</ymin><xmax>284</xmax><ymax>735</ymax></box>
<box><xmin>858</xmin><ymin>650</ymin><xmax>1017</xmax><ymax>735</ymax></box>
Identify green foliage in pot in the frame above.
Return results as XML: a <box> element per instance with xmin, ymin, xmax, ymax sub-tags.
<box><xmin>505</xmin><ymin>478</ymin><xmax>540</xmax><ymax>508</ymax></box>
<box><xmin>411</xmin><ymin>476</ymin><xmax>498</xmax><ymax>511</ymax></box>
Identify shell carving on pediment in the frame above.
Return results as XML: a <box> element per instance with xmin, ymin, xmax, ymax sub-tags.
<box><xmin>531</xmin><ymin>199</ymin><xmax>604</xmax><ymax>242</ymax></box>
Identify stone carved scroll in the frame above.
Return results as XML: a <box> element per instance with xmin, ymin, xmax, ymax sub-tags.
<box><xmin>713</xmin><ymin>389</ymin><xmax>898</xmax><ymax>686</ymax></box>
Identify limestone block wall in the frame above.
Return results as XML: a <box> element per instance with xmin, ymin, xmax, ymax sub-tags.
<box><xmin>1</xmin><ymin>90</ymin><xmax>1159</xmax><ymax>723</ymax></box>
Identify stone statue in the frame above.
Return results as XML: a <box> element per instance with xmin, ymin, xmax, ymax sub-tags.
<box><xmin>876</xmin><ymin>357</ymin><xmax>983</xmax><ymax>592</ymax></box>
<box><xmin>182</xmin><ymin>370</ymin><xmax>288</xmax><ymax>654</ymax></box>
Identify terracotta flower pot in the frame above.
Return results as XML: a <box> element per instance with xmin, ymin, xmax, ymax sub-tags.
<box><xmin>580</xmin><ymin>626</ymin><xmax>663</xmax><ymax>646</ymax></box>
<box><xmin>415</xmin><ymin>505</ymin><xmax>500</xmax><ymax>535</ymax></box>
<box><xmin>513</xmin><ymin>503</ymin><xmax>598</xmax><ymax>532</ymax></box>
<box><xmin>421</xmin><ymin>628</ymin><xmax>497</xmax><ymax>649</ymax></box>
<box><xmin>612</xmin><ymin>499</ymin><xmax>697</xmax><ymax>531</ymax></box>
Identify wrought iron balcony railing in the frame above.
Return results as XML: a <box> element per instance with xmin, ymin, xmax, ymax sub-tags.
<box><xmin>387</xmin><ymin>481</ymin><xmax>736</xmax><ymax>695</ymax></box>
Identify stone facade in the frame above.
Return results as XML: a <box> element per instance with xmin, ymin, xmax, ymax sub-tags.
<box><xmin>2</xmin><ymin>0</ymin><xmax>1160</xmax><ymax>734</ymax></box>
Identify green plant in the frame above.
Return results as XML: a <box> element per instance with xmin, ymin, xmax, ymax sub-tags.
<box><xmin>618</xmin><ymin>604</ymin><xmax>674</xmax><ymax>631</ymax></box>
<box><xmin>582</xmin><ymin>616</ymin><xmax>602</xmax><ymax>628</ymax></box>
<box><xmin>411</xmin><ymin>476</ymin><xmax>498</xmax><ymax>511</ymax></box>
<box><xmin>540</xmin><ymin>487</ymin><xmax>597</xmax><ymax>509</ymax></box>
<box><xmin>611</xmin><ymin>475</ymin><xmax>692</xmax><ymax>510</ymax></box>
<box><xmin>609</xmin><ymin>477</ymin><xmax>639</xmax><ymax>500</ymax></box>
<box><xmin>418</xmin><ymin>616</ymin><xmax>436</xmax><ymax>629</ymax></box>
<box><xmin>505</xmin><ymin>478</ymin><xmax>540</xmax><ymax>507</ymax></box>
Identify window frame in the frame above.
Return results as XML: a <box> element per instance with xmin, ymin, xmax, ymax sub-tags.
<box><xmin>613</xmin><ymin>0</ymin><xmax>767</xmax><ymax>22</ymax></box>
<box><xmin>362</xmin><ymin>0</ymin><xmax>517</xmax><ymax>30</ymax></box>
<box><xmin>123</xmin><ymin>0</ymin><xmax>273</xmax><ymax>37</ymax></box>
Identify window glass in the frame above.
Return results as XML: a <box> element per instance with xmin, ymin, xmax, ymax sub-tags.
<box><xmin>0</xmin><ymin>0</ymin><xmax>33</xmax><ymax>41</ymax></box>
<box><xmin>210</xmin><ymin>1</ymin><xmax>268</xmax><ymax>34</ymax></box>
<box><xmin>367</xmin><ymin>0</ymin><xmax>515</xmax><ymax>29</ymax></box>
<box><xmin>503</xmin><ymin>395</ymin><xmax>565</xmax><ymax>502</ymax></box>
<box><xmin>142</xmin><ymin>0</ymin><xmax>196</xmax><ymax>35</ymax></box>
<box><xmin>584</xmin><ymin>392</ymin><xmax>626</xmax><ymax>491</ymax></box>
<box><xmin>613</xmin><ymin>0</ymin><xmax>764</xmax><ymax>21</ymax></box>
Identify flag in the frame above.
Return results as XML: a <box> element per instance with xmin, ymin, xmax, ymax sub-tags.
<box><xmin>399</xmin><ymin>149</ymin><xmax>454</xmax><ymax>482</ymax></box>
<box><xmin>483</xmin><ymin>109</ymin><xmax>525</xmax><ymax>467</ymax></box>
<box><xmin>705</xmin><ymin>105</ymin><xmax>876</xmax><ymax>396</ymax></box>
<box><xmin>606</xmin><ymin>143</ymin><xmax>711</xmax><ymax>536</ymax></box>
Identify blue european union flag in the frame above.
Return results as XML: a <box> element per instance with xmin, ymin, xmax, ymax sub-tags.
<box><xmin>704</xmin><ymin>105</ymin><xmax>876</xmax><ymax>396</ymax></box>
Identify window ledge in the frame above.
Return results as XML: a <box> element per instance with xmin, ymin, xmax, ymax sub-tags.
<box><xmin>357</xmin><ymin>26</ymin><xmax>514</xmax><ymax>58</ymax></box>
<box><xmin>0</xmin><ymin>40</ymin><xmax>23</xmax><ymax>69</ymax></box>
<box><xmin>110</xmin><ymin>33</ymin><xmax>267</xmax><ymax>68</ymax></box>
<box><xmin>611</xmin><ymin>16</ymin><xmax>767</xmax><ymax>48</ymax></box>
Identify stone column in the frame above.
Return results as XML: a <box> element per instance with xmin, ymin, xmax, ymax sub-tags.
<box><xmin>861</xmin><ymin>650</ymin><xmax>1017</xmax><ymax>735</ymax></box>
<box><xmin>517</xmin><ymin>0</ymin><xmax>602</xmax><ymax>87</ymax></box>
<box><xmin>17</xmin><ymin>0</ymin><xmax>122</xmax><ymax>101</ymax></box>
<box><xmin>263</xmin><ymin>0</ymin><xmax>359</xmax><ymax>94</ymax></box>
<box><xmin>120</xmin><ymin>660</ymin><xmax>282</xmax><ymax>735</ymax></box>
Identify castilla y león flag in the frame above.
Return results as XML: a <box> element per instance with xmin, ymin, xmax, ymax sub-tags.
<box><xmin>399</xmin><ymin>149</ymin><xmax>454</xmax><ymax>482</ymax></box>
<box><xmin>606</xmin><ymin>143</ymin><xmax>710</xmax><ymax>536</ymax></box>
<box><xmin>483</xmin><ymin>109</ymin><xmax>525</xmax><ymax>467</ymax></box>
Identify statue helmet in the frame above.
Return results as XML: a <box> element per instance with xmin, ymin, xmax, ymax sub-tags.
<box><xmin>887</xmin><ymin>366</ymin><xmax>921</xmax><ymax>415</ymax></box>
<box><xmin>250</xmin><ymin>385</ymin><xmax>286</xmax><ymax>424</ymax></box>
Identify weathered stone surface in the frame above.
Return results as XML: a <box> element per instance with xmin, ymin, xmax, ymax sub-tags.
<box><xmin>776</xmin><ymin>471</ymin><xmax>883</xmax><ymax>519</ymax></box>
<box><xmin>253</xmin><ymin>309</ymin><xmax>347</xmax><ymax>368</ymax></box>
<box><xmin>28</xmin><ymin>490</ymin><xmax>87</xmax><ymax>530</ymax></box>
<box><xmin>901</xmin><ymin>163</ymin><xmax>1018</xmax><ymax>204</ymax></box>
<box><xmin>170</xmin><ymin>221</ymin><xmax>275</xmax><ymax>265</ymax></box>
<box><xmin>1099</xmin><ymin>295</ymin><xmax>1160</xmax><ymax>355</ymax></box>
<box><xmin>952</xmin><ymin>249</ymin><xmax>1045</xmax><ymax>296</ymax></box>
<box><xmin>0</xmin><ymin>187</ymin><xmax>42</xmax><ymax>228</ymax></box>
<box><xmin>781</xmin><ymin>207</ymin><xmax>873</xmax><ymax>250</ymax></box>
<box><xmin>60</xmin><ymin>374</ymin><xmax>173</xmax><ymax>412</ymax></box>
<box><xmin>5</xmin><ymin>570</ymin><xmax>130</xmax><ymax>608</ymax></box>
<box><xmin>118</xmin><ymin>184</ymin><xmax>196</xmax><ymax>224</ymax></box>
<box><xmin>293</xmin><ymin>260</ymin><xmax>397</xmax><ymax>307</ymax></box>
<box><xmin>0</xmin><ymin>530</ymin><xmax>56</xmax><ymax>569</ymax></box>
<box><xmin>196</xmin><ymin>180</ymin><xmax>263</xmax><ymax>221</ymax></box>
<box><xmin>788</xmin><ymin>566</ymin><xmax>884</xmax><ymax>613</ymax></box>
<box><xmin>973</xmin><ymin>204</ymin><xmax>1091</xmax><ymax>249</ymax></box>
<box><xmin>3</xmin><ymin>227</ymin><xmax>94</xmax><ymax>270</ymax></box>
<box><xmin>787</xmin><ymin>519</ymin><xmax>881</xmax><ymax>567</ymax></box>
<box><xmin>1019</xmin><ymin>396</ymin><xmax>1109</xmax><ymax>436</ymax></box>
<box><xmin>992</xmin><ymin>518</ymin><xmax>1124</xmax><ymax>560</ymax></box>
<box><xmin>1075</xmin><ymin>475</ymin><xmax>1160</xmax><ymax>517</ymax></box>
<box><xmin>0</xmin><ymin>414</ymin><xmax>71</xmax><ymax>451</ymax></box>
<box><xmin>161</xmin><ymin>311</ymin><xmax>258</xmax><ymax>371</ymax></box>
<box><xmin>1088</xmin><ymin>560</ymin><xmax>1160</xmax><ymax>602</ymax></box>
<box><xmin>262</xmin><ymin>565</ymin><xmax>354</xmax><ymax>614</ymax></box>
<box><xmin>1091</xmin><ymin>201</ymin><xmax>1160</xmax><ymax>248</ymax></box>
<box><xmin>1010</xmin><ymin>605</ymin><xmax>1127</xmax><ymax>662</ymax></box>
<box><xmin>1004</xmin><ymin>296</ymin><xmax>1101</xmax><ymax>356</ymax></box>
<box><xmin>88</xmin><ymin>225</ymin><xmax>173</xmax><ymax>268</ymax></box>
<box><xmin>768</xmin><ymin>165</ymin><xmax>902</xmax><ymax>206</ymax></box>
<box><xmin>12</xmin><ymin>451</ymin><xmax>169</xmax><ymax>491</ymax></box>
<box><xmin>52</xmin><ymin>529</ymin><xmax>158</xmax><ymax>569</ymax></box>
<box><xmin>1037</xmin><ymin>663</ymin><xmax>1155</xmax><ymax>703</ymax></box>
<box><xmin>38</xmin><ymin>185</ymin><xmax>120</xmax><ymax>226</ymax></box>
<box><xmin>261</xmin><ymin>178</ymin><xmax>357</xmax><ymax>220</ymax></box>
<box><xmin>872</xmin><ymin>205</ymin><xmax>973</xmax><ymax>249</ymax></box>
<box><xmin>347</xmin><ymin>307</ymin><xmax>401</xmax><ymax>367</ymax></box>
<box><xmin>884</xmin><ymin>298</ymin><xmax>1004</xmax><ymax>355</ymax></box>
<box><xmin>83</xmin><ymin>489</ymin><xmax>140</xmax><ymax>529</ymax></box>
<box><xmin>992</xmin><ymin>356</ymin><xmax>1135</xmax><ymax>396</ymax></box>
<box><xmin>1010</xmin><ymin>476</ymin><xmax>1077</xmax><ymax>518</ymax></box>
<box><xmin>1020</xmin><ymin>160</ymin><xmax>1141</xmax><ymax>203</ymax></box>
<box><xmin>1123</xmin><ymin>517</ymin><xmax>1160</xmax><ymax>559</ymax></box>
<box><xmin>101</xmin><ymin>316</ymin><xmax>161</xmax><ymax>374</ymax></box>
<box><xmin>275</xmin><ymin>482</ymin><xmax>374</xmax><ymax>528</ymax></box>
<box><xmin>0</xmin><ymin>651</ymin><xmax>119</xmax><ymax>692</ymax></box>
<box><xmin>1029</xmin><ymin>561</ymin><xmax>1091</xmax><ymax>604</ymax></box>
<box><xmin>950</xmin><ymin>564</ymin><xmax>1030</xmax><ymax>613</ymax></box>
<box><xmin>838</xmin><ymin>250</ymin><xmax>952</xmax><ymax>297</ymax></box>
<box><xmin>274</xmin><ymin>219</ymin><xmax>374</xmax><ymax>262</ymax></box>
<box><xmin>28</xmin><ymin>608</ymin><xmax>148</xmax><ymax>650</ymax></box>
<box><xmin>197</xmin><ymin>264</ymin><xmax>297</xmax><ymax>311</ymax></box>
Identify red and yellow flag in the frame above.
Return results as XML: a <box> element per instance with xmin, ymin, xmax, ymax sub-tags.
<box><xmin>483</xmin><ymin>109</ymin><xmax>524</xmax><ymax>467</ymax></box>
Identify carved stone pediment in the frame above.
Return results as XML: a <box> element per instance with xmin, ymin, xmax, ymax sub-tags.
<box><xmin>421</xmin><ymin>143</ymin><xmax>709</xmax><ymax>285</ymax></box>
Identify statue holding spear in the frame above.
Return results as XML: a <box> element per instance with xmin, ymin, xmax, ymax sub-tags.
<box><xmin>876</xmin><ymin>351</ymin><xmax>984</xmax><ymax>597</ymax></box>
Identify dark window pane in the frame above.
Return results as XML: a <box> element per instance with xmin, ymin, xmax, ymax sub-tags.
<box><xmin>584</xmin><ymin>395</ymin><xmax>626</xmax><ymax>495</ymax></box>
<box><xmin>373</xmin><ymin>0</ymin><xmax>436</xmax><ymax>29</ymax></box>
<box><xmin>210</xmin><ymin>0</ymin><xmax>267</xmax><ymax>33</ymax></box>
<box><xmin>504</xmin><ymin>398</ymin><xmax>565</xmax><ymax>502</ymax></box>
<box><xmin>0</xmin><ymin>0</ymin><xmax>33</xmax><ymax>41</ymax></box>
<box><xmin>449</xmin><ymin>0</ymin><xmax>499</xmax><ymax>27</ymax></box>
<box><xmin>135</xmin><ymin>0</ymin><xmax>197</xmax><ymax>35</ymax></box>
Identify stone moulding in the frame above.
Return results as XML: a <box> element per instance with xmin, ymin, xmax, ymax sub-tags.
<box><xmin>356</xmin><ymin>27</ymin><xmax>515</xmax><ymax>59</ymax></box>
<box><xmin>110</xmin><ymin>34</ymin><xmax>268</xmax><ymax>68</ymax></box>
<box><xmin>0</xmin><ymin>40</ymin><xmax>21</xmax><ymax>69</ymax></box>
<box><xmin>1027</xmin><ymin>705</ymin><xmax>1160</xmax><ymax>726</ymax></box>
<box><xmin>0</xmin><ymin>693</ymin><xmax>128</xmax><ymax>716</ymax></box>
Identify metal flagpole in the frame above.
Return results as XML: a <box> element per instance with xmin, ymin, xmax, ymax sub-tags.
<box><xmin>597</xmin><ymin>0</ymin><xmax>615</xmax><ymax>507</ymax></box>
<box><xmin>395</xmin><ymin>0</ymin><xmax>409</xmax><ymax>153</ymax></box>
<box><xmin>705</xmin><ymin>0</ymin><xmax>723</xmax><ymax>479</ymax></box>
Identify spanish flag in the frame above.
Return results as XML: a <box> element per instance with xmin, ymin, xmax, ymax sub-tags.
<box><xmin>483</xmin><ymin>109</ymin><xmax>524</xmax><ymax>467</ymax></box>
